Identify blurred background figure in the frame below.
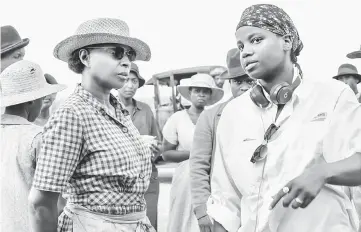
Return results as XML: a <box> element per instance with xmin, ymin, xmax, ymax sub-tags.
<box><xmin>332</xmin><ymin>63</ymin><xmax>361</xmax><ymax>102</ymax></box>
<box><xmin>116</xmin><ymin>62</ymin><xmax>161</xmax><ymax>230</ymax></box>
<box><xmin>162</xmin><ymin>73</ymin><xmax>223</xmax><ymax>232</ymax></box>
<box><xmin>1</xmin><ymin>25</ymin><xmax>29</xmax><ymax>72</ymax></box>
<box><xmin>1</xmin><ymin>25</ymin><xmax>30</xmax><ymax>115</ymax></box>
<box><xmin>34</xmin><ymin>73</ymin><xmax>59</xmax><ymax>126</ymax></box>
<box><xmin>1</xmin><ymin>60</ymin><xmax>66</xmax><ymax>232</ymax></box>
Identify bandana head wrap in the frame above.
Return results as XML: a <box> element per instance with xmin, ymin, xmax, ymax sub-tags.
<box><xmin>236</xmin><ymin>4</ymin><xmax>303</xmax><ymax>63</ymax></box>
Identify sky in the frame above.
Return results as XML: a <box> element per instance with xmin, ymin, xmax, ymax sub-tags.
<box><xmin>2</xmin><ymin>0</ymin><xmax>361</xmax><ymax>102</ymax></box>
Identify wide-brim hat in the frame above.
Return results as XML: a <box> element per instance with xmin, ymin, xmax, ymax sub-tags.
<box><xmin>53</xmin><ymin>18</ymin><xmax>151</xmax><ymax>62</ymax></box>
<box><xmin>0</xmin><ymin>60</ymin><xmax>67</xmax><ymax>107</ymax></box>
<box><xmin>1</xmin><ymin>25</ymin><xmax>29</xmax><ymax>55</ymax></box>
<box><xmin>332</xmin><ymin>63</ymin><xmax>361</xmax><ymax>84</ymax></box>
<box><xmin>130</xmin><ymin>62</ymin><xmax>145</xmax><ymax>87</ymax></box>
<box><xmin>221</xmin><ymin>48</ymin><xmax>249</xmax><ymax>79</ymax></box>
<box><xmin>347</xmin><ymin>46</ymin><xmax>361</xmax><ymax>59</ymax></box>
<box><xmin>177</xmin><ymin>73</ymin><xmax>224</xmax><ymax>106</ymax></box>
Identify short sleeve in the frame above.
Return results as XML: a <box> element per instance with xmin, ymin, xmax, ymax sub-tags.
<box><xmin>162</xmin><ymin>112</ymin><xmax>179</xmax><ymax>145</ymax></box>
<box><xmin>32</xmin><ymin>107</ymin><xmax>83</xmax><ymax>193</ymax></box>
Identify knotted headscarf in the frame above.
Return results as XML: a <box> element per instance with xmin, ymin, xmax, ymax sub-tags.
<box><xmin>236</xmin><ymin>4</ymin><xmax>303</xmax><ymax>63</ymax></box>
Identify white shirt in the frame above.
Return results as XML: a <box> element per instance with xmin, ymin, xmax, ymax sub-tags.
<box><xmin>162</xmin><ymin>110</ymin><xmax>195</xmax><ymax>151</ymax></box>
<box><xmin>207</xmin><ymin>78</ymin><xmax>361</xmax><ymax>232</ymax></box>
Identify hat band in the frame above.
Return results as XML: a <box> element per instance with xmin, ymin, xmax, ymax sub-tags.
<box><xmin>184</xmin><ymin>81</ymin><xmax>216</xmax><ymax>89</ymax></box>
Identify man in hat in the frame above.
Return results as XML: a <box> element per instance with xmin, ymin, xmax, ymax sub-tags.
<box><xmin>210</xmin><ymin>66</ymin><xmax>227</xmax><ymax>89</ymax></box>
<box><xmin>333</xmin><ymin>63</ymin><xmax>361</xmax><ymax>102</ymax></box>
<box><xmin>1</xmin><ymin>60</ymin><xmax>66</xmax><ymax>232</ymax></box>
<box><xmin>189</xmin><ymin>48</ymin><xmax>254</xmax><ymax>232</ymax></box>
<box><xmin>116</xmin><ymin>62</ymin><xmax>161</xmax><ymax>230</ymax></box>
<box><xmin>1</xmin><ymin>25</ymin><xmax>29</xmax><ymax>72</ymax></box>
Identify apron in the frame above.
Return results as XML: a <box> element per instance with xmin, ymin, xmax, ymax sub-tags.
<box><xmin>64</xmin><ymin>203</ymin><xmax>156</xmax><ymax>232</ymax></box>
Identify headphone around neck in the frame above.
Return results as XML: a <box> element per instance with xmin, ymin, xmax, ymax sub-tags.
<box><xmin>250</xmin><ymin>76</ymin><xmax>302</xmax><ymax>108</ymax></box>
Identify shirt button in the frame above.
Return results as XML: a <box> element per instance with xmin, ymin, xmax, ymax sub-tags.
<box><xmin>139</xmin><ymin>173</ymin><xmax>145</xmax><ymax>179</ymax></box>
<box><xmin>122</xmin><ymin>127</ymin><xmax>128</xmax><ymax>133</ymax></box>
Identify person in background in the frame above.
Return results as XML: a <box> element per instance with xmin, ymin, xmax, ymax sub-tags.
<box><xmin>1</xmin><ymin>60</ymin><xmax>66</xmax><ymax>232</ymax></box>
<box><xmin>28</xmin><ymin>18</ymin><xmax>154</xmax><ymax>232</ymax></box>
<box><xmin>1</xmin><ymin>25</ymin><xmax>30</xmax><ymax>114</ymax></box>
<box><xmin>117</xmin><ymin>62</ymin><xmax>161</xmax><ymax>230</ymax></box>
<box><xmin>190</xmin><ymin>48</ymin><xmax>255</xmax><ymax>232</ymax></box>
<box><xmin>162</xmin><ymin>73</ymin><xmax>223</xmax><ymax>232</ymax></box>
<box><xmin>332</xmin><ymin>63</ymin><xmax>361</xmax><ymax>102</ymax></box>
<box><xmin>209</xmin><ymin>4</ymin><xmax>361</xmax><ymax>232</ymax></box>
<box><xmin>34</xmin><ymin>74</ymin><xmax>60</xmax><ymax>126</ymax></box>
<box><xmin>1</xmin><ymin>25</ymin><xmax>29</xmax><ymax>72</ymax></box>
<box><xmin>210</xmin><ymin>67</ymin><xmax>227</xmax><ymax>89</ymax></box>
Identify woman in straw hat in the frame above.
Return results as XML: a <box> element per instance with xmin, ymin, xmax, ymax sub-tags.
<box><xmin>33</xmin><ymin>73</ymin><xmax>60</xmax><ymax>126</ymax></box>
<box><xmin>208</xmin><ymin>4</ymin><xmax>361</xmax><ymax>232</ymax></box>
<box><xmin>0</xmin><ymin>60</ymin><xmax>66</xmax><ymax>232</ymax></box>
<box><xmin>28</xmin><ymin>18</ymin><xmax>154</xmax><ymax>232</ymax></box>
<box><xmin>161</xmin><ymin>73</ymin><xmax>224</xmax><ymax>232</ymax></box>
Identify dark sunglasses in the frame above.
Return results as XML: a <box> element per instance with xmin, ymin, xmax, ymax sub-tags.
<box><xmin>86</xmin><ymin>46</ymin><xmax>136</xmax><ymax>61</ymax></box>
<box><xmin>250</xmin><ymin>123</ymin><xmax>279</xmax><ymax>163</ymax></box>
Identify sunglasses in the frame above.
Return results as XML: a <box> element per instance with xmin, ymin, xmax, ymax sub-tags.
<box><xmin>250</xmin><ymin>123</ymin><xmax>279</xmax><ymax>163</ymax></box>
<box><xmin>86</xmin><ymin>46</ymin><xmax>136</xmax><ymax>61</ymax></box>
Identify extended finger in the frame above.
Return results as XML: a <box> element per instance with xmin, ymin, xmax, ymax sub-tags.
<box><xmin>300</xmin><ymin>194</ymin><xmax>315</xmax><ymax>208</ymax></box>
<box><xmin>269</xmin><ymin>186</ymin><xmax>291</xmax><ymax>210</ymax></box>
<box><xmin>282</xmin><ymin>187</ymin><xmax>301</xmax><ymax>207</ymax></box>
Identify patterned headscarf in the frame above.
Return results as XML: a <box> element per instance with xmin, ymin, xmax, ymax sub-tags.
<box><xmin>236</xmin><ymin>4</ymin><xmax>303</xmax><ymax>63</ymax></box>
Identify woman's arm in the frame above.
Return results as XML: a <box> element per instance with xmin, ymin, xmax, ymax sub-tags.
<box><xmin>162</xmin><ymin>139</ymin><xmax>190</xmax><ymax>162</ymax></box>
<box><xmin>28</xmin><ymin>188</ymin><xmax>59</xmax><ymax>232</ymax></box>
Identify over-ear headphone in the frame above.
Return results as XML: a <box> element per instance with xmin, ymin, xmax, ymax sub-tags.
<box><xmin>250</xmin><ymin>77</ymin><xmax>301</xmax><ymax>108</ymax></box>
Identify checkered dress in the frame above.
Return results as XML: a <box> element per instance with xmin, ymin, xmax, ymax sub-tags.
<box><xmin>32</xmin><ymin>85</ymin><xmax>152</xmax><ymax>232</ymax></box>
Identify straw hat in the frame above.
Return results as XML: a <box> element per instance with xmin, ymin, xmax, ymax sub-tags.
<box><xmin>0</xmin><ymin>60</ymin><xmax>67</xmax><ymax>107</ymax></box>
<box><xmin>332</xmin><ymin>63</ymin><xmax>361</xmax><ymax>84</ymax></box>
<box><xmin>1</xmin><ymin>25</ymin><xmax>29</xmax><ymax>55</ymax></box>
<box><xmin>177</xmin><ymin>73</ymin><xmax>224</xmax><ymax>105</ymax></box>
<box><xmin>130</xmin><ymin>63</ymin><xmax>145</xmax><ymax>87</ymax></box>
<box><xmin>53</xmin><ymin>18</ymin><xmax>151</xmax><ymax>62</ymax></box>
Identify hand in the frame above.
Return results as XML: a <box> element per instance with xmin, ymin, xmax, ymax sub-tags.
<box><xmin>198</xmin><ymin>215</ymin><xmax>213</xmax><ymax>232</ymax></box>
<box><xmin>149</xmin><ymin>143</ymin><xmax>160</xmax><ymax>155</ymax></box>
<box><xmin>269</xmin><ymin>166</ymin><xmax>327</xmax><ymax>210</ymax></box>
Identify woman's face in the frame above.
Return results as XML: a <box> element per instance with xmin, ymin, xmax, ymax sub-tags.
<box><xmin>117</xmin><ymin>71</ymin><xmax>139</xmax><ymax>100</ymax></box>
<box><xmin>189</xmin><ymin>87</ymin><xmax>212</xmax><ymax>107</ymax></box>
<box><xmin>27</xmin><ymin>97</ymin><xmax>44</xmax><ymax>122</ymax></box>
<box><xmin>84</xmin><ymin>44</ymin><xmax>135</xmax><ymax>90</ymax></box>
<box><xmin>236</xmin><ymin>26</ymin><xmax>288</xmax><ymax>81</ymax></box>
<box><xmin>42</xmin><ymin>93</ymin><xmax>57</xmax><ymax>110</ymax></box>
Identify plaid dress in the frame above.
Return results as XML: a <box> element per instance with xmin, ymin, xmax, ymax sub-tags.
<box><xmin>32</xmin><ymin>85</ymin><xmax>152</xmax><ymax>232</ymax></box>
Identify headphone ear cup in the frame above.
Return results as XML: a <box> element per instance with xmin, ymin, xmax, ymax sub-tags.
<box><xmin>270</xmin><ymin>83</ymin><xmax>293</xmax><ymax>105</ymax></box>
<box><xmin>250</xmin><ymin>85</ymin><xmax>270</xmax><ymax>108</ymax></box>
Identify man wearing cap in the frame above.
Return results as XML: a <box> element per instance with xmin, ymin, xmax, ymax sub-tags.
<box><xmin>210</xmin><ymin>67</ymin><xmax>227</xmax><ymax>89</ymax></box>
<box><xmin>1</xmin><ymin>25</ymin><xmax>29</xmax><ymax>72</ymax></box>
<box><xmin>116</xmin><ymin>62</ymin><xmax>161</xmax><ymax>230</ymax></box>
<box><xmin>332</xmin><ymin>63</ymin><xmax>361</xmax><ymax>102</ymax></box>
<box><xmin>189</xmin><ymin>48</ymin><xmax>254</xmax><ymax>232</ymax></box>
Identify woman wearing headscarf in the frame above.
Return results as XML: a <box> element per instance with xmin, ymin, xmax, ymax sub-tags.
<box><xmin>1</xmin><ymin>60</ymin><xmax>66</xmax><ymax>232</ymax></box>
<box><xmin>208</xmin><ymin>4</ymin><xmax>361</xmax><ymax>232</ymax></box>
<box><xmin>162</xmin><ymin>73</ymin><xmax>224</xmax><ymax>232</ymax></box>
<box><xmin>28</xmin><ymin>18</ymin><xmax>154</xmax><ymax>232</ymax></box>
